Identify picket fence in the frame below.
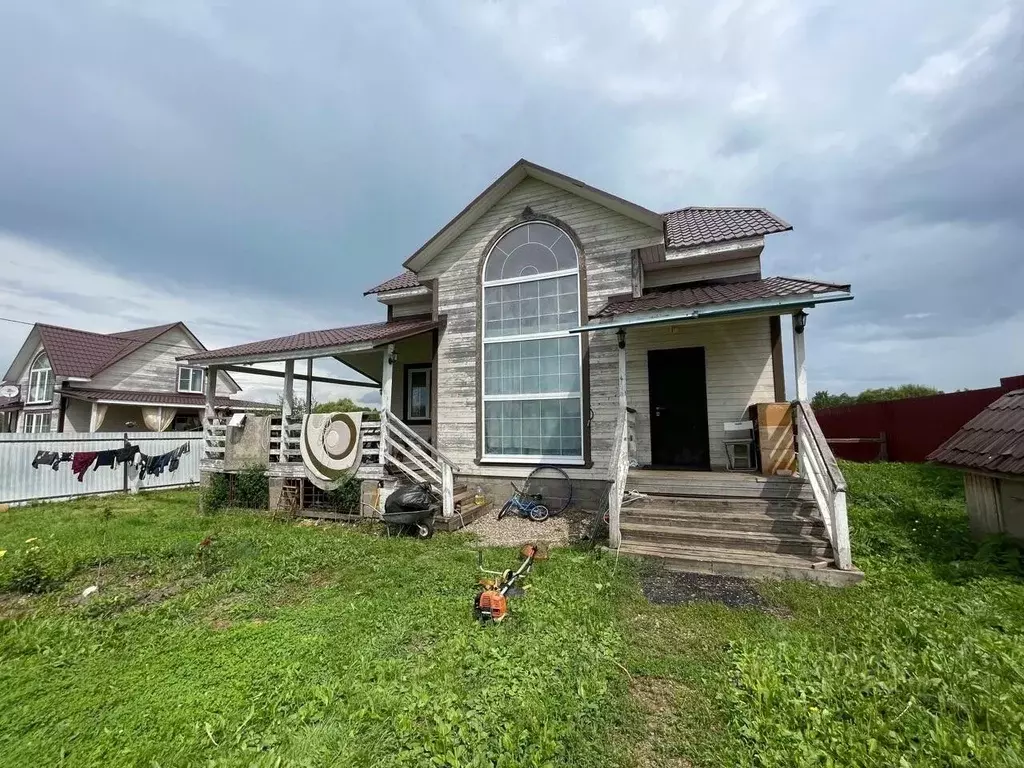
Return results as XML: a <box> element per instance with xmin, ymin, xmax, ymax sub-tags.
<box><xmin>0</xmin><ymin>432</ymin><xmax>203</xmax><ymax>506</ymax></box>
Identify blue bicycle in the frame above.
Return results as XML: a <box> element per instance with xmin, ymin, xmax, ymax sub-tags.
<box><xmin>497</xmin><ymin>481</ymin><xmax>550</xmax><ymax>522</ymax></box>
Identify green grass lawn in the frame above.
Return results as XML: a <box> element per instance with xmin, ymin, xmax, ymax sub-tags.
<box><xmin>1</xmin><ymin>463</ymin><xmax>1023</xmax><ymax>767</ymax></box>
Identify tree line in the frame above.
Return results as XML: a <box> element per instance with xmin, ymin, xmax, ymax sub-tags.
<box><xmin>811</xmin><ymin>384</ymin><xmax>942</xmax><ymax>410</ymax></box>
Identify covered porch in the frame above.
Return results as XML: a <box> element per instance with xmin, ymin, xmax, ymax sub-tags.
<box><xmin>575</xmin><ymin>275</ymin><xmax>858</xmax><ymax>573</ymax></box>
<box><xmin>179</xmin><ymin>317</ymin><xmax>459</xmax><ymax>517</ymax></box>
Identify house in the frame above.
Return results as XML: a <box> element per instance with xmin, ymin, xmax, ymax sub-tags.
<box><xmin>183</xmin><ymin>159</ymin><xmax>861</xmax><ymax>583</ymax></box>
<box><xmin>0</xmin><ymin>321</ymin><xmax>266</xmax><ymax>434</ymax></box>
<box><xmin>928</xmin><ymin>389</ymin><xmax>1024</xmax><ymax>543</ymax></box>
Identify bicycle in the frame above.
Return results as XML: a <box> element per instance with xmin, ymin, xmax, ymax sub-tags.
<box><xmin>497</xmin><ymin>481</ymin><xmax>551</xmax><ymax>522</ymax></box>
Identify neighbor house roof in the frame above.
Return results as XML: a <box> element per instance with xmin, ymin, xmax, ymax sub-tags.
<box><xmin>182</xmin><ymin>317</ymin><xmax>438</xmax><ymax>365</ymax></box>
<box><xmin>593</xmin><ymin>276</ymin><xmax>851</xmax><ymax>319</ymax></box>
<box><xmin>61</xmin><ymin>388</ymin><xmax>269</xmax><ymax>410</ymax></box>
<box><xmin>364</xmin><ymin>271</ymin><xmax>421</xmax><ymax>295</ymax></box>
<box><xmin>928</xmin><ymin>389</ymin><xmax>1024</xmax><ymax>477</ymax></box>
<box><xmin>663</xmin><ymin>207</ymin><xmax>792</xmax><ymax>250</ymax></box>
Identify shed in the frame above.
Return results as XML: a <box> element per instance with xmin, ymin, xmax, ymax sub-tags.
<box><xmin>928</xmin><ymin>389</ymin><xmax>1024</xmax><ymax>542</ymax></box>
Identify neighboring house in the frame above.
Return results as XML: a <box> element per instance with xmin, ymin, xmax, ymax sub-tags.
<box><xmin>928</xmin><ymin>389</ymin><xmax>1024</xmax><ymax>543</ymax></box>
<box><xmin>183</xmin><ymin>159</ymin><xmax>860</xmax><ymax>583</ymax></box>
<box><xmin>0</xmin><ymin>321</ymin><xmax>266</xmax><ymax>434</ymax></box>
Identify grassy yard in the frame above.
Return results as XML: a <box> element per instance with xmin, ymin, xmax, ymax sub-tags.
<box><xmin>1</xmin><ymin>464</ymin><xmax>1022</xmax><ymax>767</ymax></box>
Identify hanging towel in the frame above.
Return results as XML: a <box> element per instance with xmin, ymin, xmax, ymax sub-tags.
<box><xmin>32</xmin><ymin>451</ymin><xmax>58</xmax><ymax>470</ymax></box>
<box><xmin>72</xmin><ymin>452</ymin><xmax>98</xmax><ymax>481</ymax></box>
<box><xmin>94</xmin><ymin>450</ymin><xmax>117</xmax><ymax>470</ymax></box>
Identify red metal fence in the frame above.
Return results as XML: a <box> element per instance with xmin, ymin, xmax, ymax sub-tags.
<box><xmin>815</xmin><ymin>375</ymin><xmax>1024</xmax><ymax>463</ymax></box>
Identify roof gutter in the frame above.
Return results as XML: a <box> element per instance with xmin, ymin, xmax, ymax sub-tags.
<box><xmin>571</xmin><ymin>290</ymin><xmax>853</xmax><ymax>334</ymax></box>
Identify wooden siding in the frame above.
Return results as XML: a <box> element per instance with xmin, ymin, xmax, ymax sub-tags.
<box><xmin>965</xmin><ymin>473</ymin><xmax>1004</xmax><ymax>538</ymax></box>
<box><xmin>419</xmin><ymin>176</ymin><xmax>663</xmax><ymax>479</ymax></box>
<box><xmin>643</xmin><ymin>254</ymin><xmax>761</xmax><ymax>288</ymax></box>
<box><xmin>390</xmin><ymin>298</ymin><xmax>433</xmax><ymax>318</ymax></box>
<box><xmin>89</xmin><ymin>327</ymin><xmax>239</xmax><ymax>394</ymax></box>
<box><xmin>626</xmin><ymin>317</ymin><xmax>777</xmax><ymax>469</ymax></box>
<box><xmin>1000</xmin><ymin>479</ymin><xmax>1024</xmax><ymax>542</ymax></box>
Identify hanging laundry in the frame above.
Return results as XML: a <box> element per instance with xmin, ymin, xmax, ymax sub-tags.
<box><xmin>72</xmin><ymin>452</ymin><xmax>98</xmax><ymax>482</ymax></box>
<box><xmin>31</xmin><ymin>451</ymin><xmax>59</xmax><ymax>470</ymax></box>
<box><xmin>94</xmin><ymin>450</ymin><xmax>117</xmax><ymax>471</ymax></box>
<box><xmin>114</xmin><ymin>445</ymin><xmax>139</xmax><ymax>465</ymax></box>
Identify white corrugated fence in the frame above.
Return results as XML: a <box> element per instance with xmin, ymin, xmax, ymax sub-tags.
<box><xmin>0</xmin><ymin>431</ymin><xmax>202</xmax><ymax>506</ymax></box>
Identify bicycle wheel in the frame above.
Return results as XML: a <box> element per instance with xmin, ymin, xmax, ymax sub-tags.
<box><xmin>497</xmin><ymin>498</ymin><xmax>514</xmax><ymax>520</ymax></box>
<box><xmin>528</xmin><ymin>504</ymin><xmax>550</xmax><ymax>523</ymax></box>
<box><xmin>525</xmin><ymin>465</ymin><xmax>572</xmax><ymax>514</ymax></box>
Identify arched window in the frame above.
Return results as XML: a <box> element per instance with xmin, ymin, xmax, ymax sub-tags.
<box><xmin>27</xmin><ymin>353</ymin><xmax>53</xmax><ymax>404</ymax></box>
<box><xmin>481</xmin><ymin>221</ymin><xmax>583</xmax><ymax>460</ymax></box>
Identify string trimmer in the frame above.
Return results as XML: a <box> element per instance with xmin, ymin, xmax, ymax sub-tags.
<box><xmin>473</xmin><ymin>542</ymin><xmax>548</xmax><ymax>623</ymax></box>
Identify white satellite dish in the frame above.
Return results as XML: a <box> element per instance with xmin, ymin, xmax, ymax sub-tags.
<box><xmin>0</xmin><ymin>385</ymin><xmax>20</xmax><ymax>398</ymax></box>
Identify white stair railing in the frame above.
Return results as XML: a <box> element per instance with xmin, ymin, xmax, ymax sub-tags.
<box><xmin>377</xmin><ymin>409</ymin><xmax>459</xmax><ymax>517</ymax></box>
<box><xmin>794</xmin><ymin>400</ymin><xmax>853</xmax><ymax>570</ymax></box>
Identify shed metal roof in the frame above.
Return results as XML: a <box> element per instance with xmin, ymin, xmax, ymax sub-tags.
<box><xmin>928</xmin><ymin>389</ymin><xmax>1024</xmax><ymax>476</ymax></box>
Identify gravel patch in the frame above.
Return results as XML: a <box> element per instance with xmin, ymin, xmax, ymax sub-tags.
<box><xmin>640</xmin><ymin>570</ymin><xmax>789</xmax><ymax>615</ymax></box>
<box><xmin>464</xmin><ymin>509</ymin><xmax>591</xmax><ymax>548</ymax></box>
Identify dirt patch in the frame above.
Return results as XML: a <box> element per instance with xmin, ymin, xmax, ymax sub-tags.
<box><xmin>640</xmin><ymin>570</ymin><xmax>791</xmax><ymax>616</ymax></box>
<box><xmin>0</xmin><ymin>592</ymin><xmax>40</xmax><ymax>619</ymax></box>
<box><xmin>629</xmin><ymin>676</ymin><xmax>694</xmax><ymax>768</ymax></box>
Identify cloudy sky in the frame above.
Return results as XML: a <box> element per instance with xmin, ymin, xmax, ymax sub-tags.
<box><xmin>1</xmin><ymin>0</ymin><xmax>1021</xmax><ymax>403</ymax></box>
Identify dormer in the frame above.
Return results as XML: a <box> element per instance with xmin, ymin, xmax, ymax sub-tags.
<box><xmin>364</xmin><ymin>271</ymin><xmax>434</xmax><ymax>320</ymax></box>
<box><xmin>636</xmin><ymin>207</ymin><xmax>791</xmax><ymax>293</ymax></box>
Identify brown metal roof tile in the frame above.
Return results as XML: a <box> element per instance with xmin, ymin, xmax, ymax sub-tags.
<box><xmin>184</xmin><ymin>317</ymin><xmax>437</xmax><ymax>363</ymax></box>
<box><xmin>594</xmin><ymin>276</ymin><xmax>851</xmax><ymax>319</ymax></box>
<box><xmin>364</xmin><ymin>271</ymin><xmax>421</xmax><ymax>295</ymax></box>
<box><xmin>664</xmin><ymin>207</ymin><xmax>792</xmax><ymax>249</ymax></box>
<box><xmin>62</xmin><ymin>388</ymin><xmax>269</xmax><ymax>410</ymax></box>
<box><xmin>928</xmin><ymin>389</ymin><xmax>1024</xmax><ymax>475</ymax></box>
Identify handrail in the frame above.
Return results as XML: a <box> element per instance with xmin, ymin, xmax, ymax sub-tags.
<box><xmin>380</xmin><ymin>409</ymin><xmax>459</xmax><ymax>471</ymax></box>
<box><xmin>794</xmin><ymin>401</ymin><xmax>852</xmax><ymax>570</ymax></box>
<box><xmin>377</xmin><ymin>409</ymin><xmax>457</xmax><ymax>518</ymax></box>
<box><xmin>607</xmin><ymin>406</ymin><xmax>630</xmax><ymax>548</ymax></box>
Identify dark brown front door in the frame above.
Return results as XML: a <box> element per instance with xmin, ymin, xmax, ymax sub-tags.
<box><xmin>648</xmin><ymin>347</ymin><xmax>710</xmax><ymax>469</ymax></box>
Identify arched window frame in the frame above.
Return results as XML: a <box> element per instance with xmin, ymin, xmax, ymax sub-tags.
<box><xmin>480</xmin><ymin>220</ymin><xmax>584</xmax><ymax>463</ymax></box>
<box><xmin>27</xmin><ymin>353</ymin><xmax>53</xmax><ymax>404</ymax></box>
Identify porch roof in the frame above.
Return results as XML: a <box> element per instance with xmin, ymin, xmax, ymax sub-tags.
<box><xmin>576</xmin><ymin>276</ymin><xmax>853</xmax><ymax>332</ymax></box>
<box><xmin>61</xmin><ymin>388</ymin><xmax>269</xmax><ymax>410</ymax></box>
<box><xmin>179</xmin><ymin>317</ymin><xmax>438</xmax><ymax>366</ymax></box>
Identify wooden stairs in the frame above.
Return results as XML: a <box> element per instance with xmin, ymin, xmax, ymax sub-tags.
<box><xmin>619</xmin><ymin>471</ymin><xmax>863</xmax><ymax>585</ymax></box>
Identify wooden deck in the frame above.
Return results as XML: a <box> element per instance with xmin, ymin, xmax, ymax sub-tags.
<box><xmin>625</xmin><ymin>469</ymin><xmax>814</xmax><ymax>500</ymax></box>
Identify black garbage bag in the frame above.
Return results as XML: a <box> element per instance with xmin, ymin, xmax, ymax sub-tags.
<box><xmin>385</xmin><ymin>482</ymin><xmax>435</xmax><ymax>515</ymax></box>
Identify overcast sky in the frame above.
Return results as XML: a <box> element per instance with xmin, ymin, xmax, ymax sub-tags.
<box><xmin>1</xmin><ymin>0</ymin><xmax>1021</xmax><ymax>403</ymax></box>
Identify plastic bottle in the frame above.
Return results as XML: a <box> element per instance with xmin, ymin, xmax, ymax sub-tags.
<box><xmin>474</xmin><ymin>486</ymin><xmax>485</xmax><ymax>506</ymax></box>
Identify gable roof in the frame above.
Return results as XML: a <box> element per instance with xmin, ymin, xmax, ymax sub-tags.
<box><xmin>593</xmin><ymin>276</ymin><xmax>851</xmax><ymax>319</ymax></box>
<box><xmin>364</xmin><ymin>271</ymin><xmax>421</xmax><ymax>295</ymax></box>
<box><xmin>2</xmin><ymin>321</ymin><xmax>240</xmax><ymax>391</ymax></box>
<box><xmin>664</xmin><ymin>207</ymin><xmax>792</xmax><ymax>250</ymax></box>
<box><xmin>402</xmin><ymin>159</ymin><xmax>665</xmax><ymax>273</ymax></box>
<box><xmin>928</xmin><ymin>389</ymin><xmax>1024</xmax><ymax>476</ymax></box>
<box><xmin>182</xmin><ymin>317</ymin><xmax>438</xmax><ymax>366</ymax></box>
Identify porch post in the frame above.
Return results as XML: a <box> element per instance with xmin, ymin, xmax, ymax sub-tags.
<box><xmin>379</xmin><ymin>344</ymin><xmax>395</xmax><ymax>466</ymax></box>
<box><xmin>792</xmin><ymin>311</ymin><xmax>807</xmax><ymax>401</ymax></box>
<box><xmin>204</xmin><ymin>366</ymin><xmax>219</xmax><ymax>422</ymax></box>
<box><xmin>282</xmin><ymin>360</ymin><xmax>295</xmax><ymax>420</ymax></box>
<box><xmin>305</xmin><ymin>358</ymin><xmax>314</xmax><ymax>414</ymax></box>
<box><xmin>617</xmin><ymin>327</ymin><xmax>627</xmax><ymax>410</ymax></box>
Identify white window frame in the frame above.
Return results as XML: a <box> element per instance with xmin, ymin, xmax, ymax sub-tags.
<box><xmin>404</xmin><ymin>365</ymin><xmax>432</xmax><ymax>423</ymax></box>
<box><xmin>480</xmin><ymin>221</ymin><xmax>585</xmax><ymax>463</ymax></box>
<box><xmin>177</xmin><ymin>366</ymin><xmax>205</xmax><ymax>394</ymax></box>
<box><xmin>27</xmin><ymin>354</ymin><xmax>53</xmax><ymax>405</ymax></box>
<box><xmin>23</xmin><ymin>411</ymin><xmax>52</xmax><ymax>434</ymax></box>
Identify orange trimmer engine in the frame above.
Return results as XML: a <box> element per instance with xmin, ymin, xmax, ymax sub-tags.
<box><xmin>474</xmin><ymin>589</ymin><xmax>509</xmax><ymax>622</ymax></box>
<box><xmin>473</xmin><ymin>542</ymin><xmax>546</xmax><ymax>623</ymax></box>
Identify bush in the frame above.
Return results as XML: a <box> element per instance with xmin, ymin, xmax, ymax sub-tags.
<box><xmin>4</xmin><ymin>542</ymin><xmax>67</xmax><ymax>594</ymax></box>
<box><xmin>235</xmin><ymin>464</ymin><xmax>269</xmax><ymax>510</ymax></box>
<box><xmin>325</xmin><ymin>476</ymin><xmax>362</xmax><ymax>513</ymax></box>
<box><xmin>201</xmin><ymin>473</ymin><xmax>230</xmax><ymax>514</ymax></box>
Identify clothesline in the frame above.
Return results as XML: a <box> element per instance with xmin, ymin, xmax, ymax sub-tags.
<box><xmin>31</xmin><ymin>442</ymin><xmax>192</xmax><ymax>482</ymax></box>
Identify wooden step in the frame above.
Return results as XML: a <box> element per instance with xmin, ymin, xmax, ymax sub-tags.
<box><xmin>625</xmin><ymin>495</ymin><xmax>819</xmax><ymax>516</ymax></box>
<box><xmin>618</xmin><ymin>541</ymin><xmax>863</xmax><ymax>586</ymax></box>
<box><xmin>622</xmin><ymin>508</ymin><xmax>826</xmax><ymax>535</ymax></box>
<box><xmin>621</xmin><ymin>522</ymin><xmax>832</xmax><ymax>558</ymax></box>
<box><xmin>625</xmin><ymin>475</ymin><xmax>815</xmax><ymax>501</ymax></box>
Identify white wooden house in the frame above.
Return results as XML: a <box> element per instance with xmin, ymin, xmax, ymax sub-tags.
<box><xmin>0</xmin><ymin>322</ymin><xmax>264</xmax><ymax>434</ymax></box>
<box><xmin>184</xmin><ymin>160</ymin><xmax>861</xmax><ymax>584</ymax></box>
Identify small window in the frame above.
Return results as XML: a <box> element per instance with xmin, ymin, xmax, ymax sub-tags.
<box><xmin>23</xmin><ymin>412</ymin><xmax>52</xmax><ymax>434</ymax></box>
<box><xmin>27</xmin><ymin>354</ymin><xmax>53</xmax><ymax>404</ymax></box>
<box><xmin>405</xmin><ymin>365</ymin><xmax>431</xmax><ymax>423</ymax></box>
<box><xmin>178</xmin><ymin>367</ymin><xmax>204</xmax><ymax>393</ymax></box>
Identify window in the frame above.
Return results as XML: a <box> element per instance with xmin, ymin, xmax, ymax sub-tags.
<box><xmin>177</xmin><ymin>367</ymin><xmax>204</xmax><ymax>393</ymax></box>
<box><xmin>27</xmin><ymin>354</ymin><xmax>53</xmax><ymax>404</ymax></box>
<box><xmin>23</xmin><ymin>412</ymin><xmax>52</xmax><ymax>434</ymax></box>
<box><xmin>405</xmin><ymin>365</ymin><xmax>431</xmax><ymax>422</ymax></box>
<box><xmin>481</xmin><ymin>221</ymin><xmax>583</xmax><ymax>461</ymax></box>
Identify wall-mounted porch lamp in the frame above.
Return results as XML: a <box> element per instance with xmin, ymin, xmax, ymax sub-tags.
<box><xmin>793</xmin><ymin>310</ymin><xmax>808</xmax><ymax>335</ymax></box>
<box><xmin>616</xmin><ymin>327</ymin><xmax>626</xmax><ymax>349</ymax></box>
